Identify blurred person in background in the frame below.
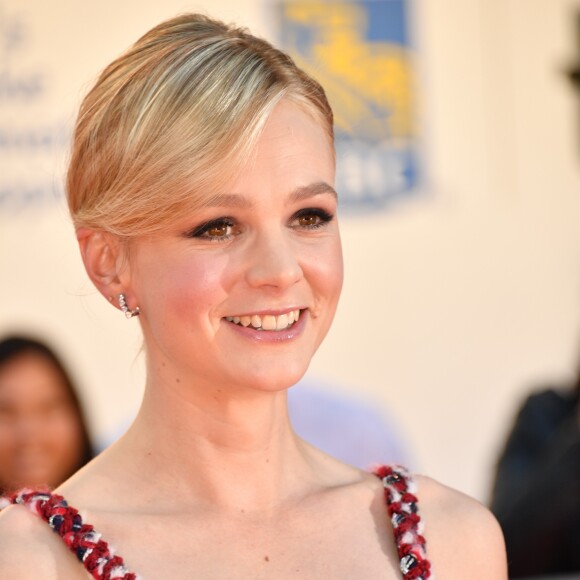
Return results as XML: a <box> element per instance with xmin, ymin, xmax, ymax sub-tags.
<box><xmin>0</xmin><ymin>335</ymin><xmax>94</xmax><ymax>494</ymax></box>
<box><xmin>487</xmin><ymin>19</ymin><xmax>580</xmax><ymax>580</ymax></box>
<box><xmin>490</xmin><ymin>370</ymin><xmax>580</xmax><ymax>577</ymax></box>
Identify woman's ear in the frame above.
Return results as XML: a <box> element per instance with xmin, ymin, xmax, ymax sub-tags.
<box><xmin>76</xmin><ymin>228</ymin><xmax>128</xmax><ymax>301</ymax></box>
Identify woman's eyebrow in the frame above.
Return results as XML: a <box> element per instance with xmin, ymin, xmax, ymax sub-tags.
<box><xmin>202</xmin><ymin>182</ymin><xmax>337</xmax><ymax>208</ymax></box>
<box><xmin>289</xmin><ymin>181</ymin><xmax>337</xmax><ymax>202</ymax></box>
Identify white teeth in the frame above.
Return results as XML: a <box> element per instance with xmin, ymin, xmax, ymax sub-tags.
<box><xmin>262</xmin><ymin>315</ymin><xmax>276</xmax><ymax>331</ymax></box>
<box><xmin>276</xmin><ymin>314</ymin><xmax>288</xmax><ymax>330</ymax></box>
<box><xmin>227</xmin><ymin>310</ymin><xmax>302</xmax><ymax>330</ymax></box>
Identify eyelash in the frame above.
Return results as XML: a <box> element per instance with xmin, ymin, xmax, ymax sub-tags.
<box><xmin>183</xmin><ymin>208</ymin><xmax>335</xmax><ymax>241</ymax></box>
<box><xmin>291</xmin><ymin>208</ymin><xmax>334</xmax><ymax>230</ymax></box>
<box><xmin>184</xmin><ymin>217</ymin><xmax>237</xmax><ymax>241</ymax></box>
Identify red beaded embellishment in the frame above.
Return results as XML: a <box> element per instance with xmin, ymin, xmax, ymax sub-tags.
<box><xmin>374</xmin><ymin>465</ymin><xmax>432</xmax><ymax>579</ymax></box>
<box><xmin>1</xmin><ymin>489</ymin><xmax>137</xmax><ymax>580</ymax></box>
<box><xmin>1</xmin><ymin>467</ymin><xmax>430</xmax><ymax>579</ymax></box>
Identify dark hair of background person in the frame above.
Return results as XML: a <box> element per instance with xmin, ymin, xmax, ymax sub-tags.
<box><xmin>0</xmin><ymin>335</ymin><xmax>94</xmax><ymax>493</ymax></box>
<box><xmin>490</xmin><ymin>352</ymin><xmax>580</xmax><ymax>576</ymax></box>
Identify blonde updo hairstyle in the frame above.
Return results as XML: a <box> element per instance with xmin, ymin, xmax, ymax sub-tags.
<box><xmin>66</xmin><ymin>13</ymin><xmax>334</xmax><ymax>237</ymax></box>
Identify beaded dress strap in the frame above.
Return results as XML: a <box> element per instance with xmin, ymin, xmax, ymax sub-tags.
<box><xmin>373</xmin><ymin>465</ymin><xmax>432</xmax><ymax>580</ymax></box>
<box><xmin>0</xmin><ymin>489</ymin><xmax>137</xmax><ymax>580</ymax></box>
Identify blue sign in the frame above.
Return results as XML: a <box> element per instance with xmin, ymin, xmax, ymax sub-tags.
<box><xmin>277</xmin><ymin>0</ymin><xmax>423</xmax><ymax>211</ymax></box>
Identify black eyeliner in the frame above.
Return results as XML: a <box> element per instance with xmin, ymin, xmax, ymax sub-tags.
<box><xmin>292</xmin><ymin>207</ymin><xmax>334</xmax><ymax>222</ymax></box>
<box><xmin>183</xmin><ymin>217</ymin><xmax>235</xmax><ymax>238</ymax></box>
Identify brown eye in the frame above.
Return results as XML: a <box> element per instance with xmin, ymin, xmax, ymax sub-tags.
<box><xmin>291</xmin><ymin>208</ymin><xmax>334</xmax><ymax>230</ymax></box>
<box><xmin>297</xmin><ymin>214</ymin><xmax>320</xmax><ymax>227</ymax></box>
<box><xmin>207</xmin><ymin>224</ymin><xmax>230</xmax><ymax>237</ymax></box>
<box><xmin>185</xmin><ymin>218</ymin><xmax>236</xmax><ymax>240</ymax></box>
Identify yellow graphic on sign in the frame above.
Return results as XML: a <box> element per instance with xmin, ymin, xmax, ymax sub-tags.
<box><xmin>282</xmin><ymin>1</ymin><xmax>416</xmax><ymax>141</ymax></box>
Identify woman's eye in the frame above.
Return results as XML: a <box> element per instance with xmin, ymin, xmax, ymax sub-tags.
<box><xmin>205</xmin><ymin>223</ymin><xmax>231</xmax><ymax>238</ymax></box>
<box><xmin>298</xmin><ymin>214</ymin><xmax>321</xmax><ymax>227</ymax></box>
<box><xmin>291</xmin><ymin>208</ymin><xmax>334</xmax><ymax>230</ymax></box>
<box><xmin>184</xmin><ymin>218</ymin><xmax>236</xmax><ymax>240</ymax></box>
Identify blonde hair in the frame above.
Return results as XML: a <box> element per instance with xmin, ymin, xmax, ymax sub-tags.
<box><xmin>67</xmin><ymin>13</ymin><xmax>334</xmax><ymax>237</ymax></box>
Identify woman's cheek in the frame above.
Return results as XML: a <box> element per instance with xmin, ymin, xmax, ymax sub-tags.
<box><xmin>316</xmin><ymin>239</ymin><xmax>344</xmax><ymax>295</ymax></box>
<box><xmin>164</xmin><ymin>253</ymin><xmax>233</xmax><ymax>317</ymax></box>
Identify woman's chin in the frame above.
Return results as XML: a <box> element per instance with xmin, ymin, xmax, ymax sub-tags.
<box><xmin>229</xmin><ymin>365</ymin><xmax>307</xmax><ymax>395</ymax></box>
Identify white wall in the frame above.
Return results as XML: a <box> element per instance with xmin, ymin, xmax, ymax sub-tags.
<box><xmin>2</xmin><ymin>0</ymin><xmax>580</xmax><ymax>501</ymax></box>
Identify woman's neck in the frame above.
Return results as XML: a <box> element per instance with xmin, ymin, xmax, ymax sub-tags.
<box><xmin>112</xmin><ymin>376</ymin><xmax>324</xmax><ymax>514</ymax></box>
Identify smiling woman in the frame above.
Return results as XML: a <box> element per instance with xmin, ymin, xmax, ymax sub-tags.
<box><xmin>0</xmin><ymin>13</ymin><xmax>506</xmax><ymax>579</ymax></box>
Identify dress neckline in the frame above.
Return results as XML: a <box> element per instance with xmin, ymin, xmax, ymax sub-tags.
<box><xmin>2</xmin><ymin>464</ymin><xmax>431</xmax><ymax>579</ymax></box>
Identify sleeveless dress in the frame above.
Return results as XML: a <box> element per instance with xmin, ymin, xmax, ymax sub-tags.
<box><xmin>0</xmin><ymin>464</ymin><xmax>432</xmax><ymax>580</ymax></box>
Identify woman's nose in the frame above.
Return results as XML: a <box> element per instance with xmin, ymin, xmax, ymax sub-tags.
<box><xmin>244</xmin><ymin>229</ymin><xmax>303</xmax><ymax>291</ymax></box>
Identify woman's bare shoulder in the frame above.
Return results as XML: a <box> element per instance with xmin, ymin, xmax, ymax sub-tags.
<box><xmin>0</xmin><ymin>504</ymin><xmax>88</xmax><ymax>579</ymax></box>
<box><xmin>415</xmin><ymin>475</ymin><xmax>507</xmax><ymax>579</ymax></box>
